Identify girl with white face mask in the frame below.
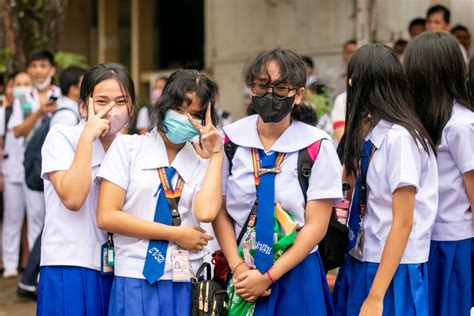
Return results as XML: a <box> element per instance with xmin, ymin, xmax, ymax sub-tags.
<box><xmin>96</xmin><ymin>69</ymin><xmax>223</xmax><ymax>316</ymax></box>
<box><xmin>37</xmin><ymin>63</ymin><xmax>135</xmax><ymax>316</ymax></box>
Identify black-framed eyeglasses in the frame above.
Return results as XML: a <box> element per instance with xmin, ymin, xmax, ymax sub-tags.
<box><xmin>250</xmin><ymin>82</ymin><xmax>297</xmax><ymax>99</ymax></box>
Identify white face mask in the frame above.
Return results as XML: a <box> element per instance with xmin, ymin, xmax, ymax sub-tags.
<box><xmin>34</xmin><ymin>76</ymin><xmax>52</xmax><ymax>90</ymax></box>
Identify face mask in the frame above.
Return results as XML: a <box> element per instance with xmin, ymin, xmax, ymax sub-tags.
<box><xmin>12</xmin><ymin>86</ymin><xmax>32</xmax><ymax>98</ymax></box>
<box><xmin>104</xmin><ymin>107</ymin><xmax>129</xmax><ymax>136</ymax></box>
<box><xmin>163</xmin><ymin>110</ymin><xmax>200</xmax><ymax>144</ymax></box>
<box><xmin>251</xmin><ymin>93</ymin><xmax>295</xmax><ymax>123</ymax></box>
<box><xmin>151</xmin><ymin>89</ymin><xmax>162</xmax><ymax>103</ymax></box>
<box><xmin>34</xmin><ymin>76</ymin><xmax>52</xmax><ymax>90</ymax></box>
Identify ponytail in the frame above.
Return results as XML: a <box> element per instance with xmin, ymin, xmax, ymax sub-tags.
<box><xmin>291</xmin><ymin>103</ymin><xmax>318</xmax><ymax>126</ymax></box>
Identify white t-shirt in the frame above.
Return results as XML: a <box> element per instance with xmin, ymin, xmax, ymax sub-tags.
<box><xmin>50</xmin><ymin>96</ymin><xmax>80</xmax><ymax>127</ymax></box>
<box><xmin>355</xmin><ymin>119</ymin><xmax>438</xmax><ymax>264</ymax></box>
<box><xmin>40</xmin><ymin>122</ymin><xmax>107</xmax><ymax>270</ymax></box>
<box><xmin>96</xmin><ymin>130</ymin><xmax>210</xmax><ymax>280</ymax></box>
<box><xmin>432</xmin><ymin>102</ymin><xmax>474</xmax><ymax>241</ymax></box>
<box><xmin>136</xmin><ymin>107</ymin><xmax>149</xmax><ymax>130</ymax></box>
<box><xmin>222</xmin><ymin>115</ymin><xmax>343</xmax><ymax>252</ymax></box>
<box><xmin>331</xmin><ymin>92</ymin><xmax>346</xmax><ymax>129</ymax></box>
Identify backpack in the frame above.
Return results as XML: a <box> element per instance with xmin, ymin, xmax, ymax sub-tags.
<box><xmin>223</xmin><ymin>136</ymin><xmax>348</xmax><ymax>272</ymax></box>
<box><xmin>24</xmin><ymin>108</ymin><xmax>79</xmax><ymax>191</ymax></box>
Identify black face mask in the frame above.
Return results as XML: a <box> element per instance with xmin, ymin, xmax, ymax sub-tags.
<box><xmin>251</xmin><ymin>93</ymin><xmax>295</xmax><ymax>123</ymax></box>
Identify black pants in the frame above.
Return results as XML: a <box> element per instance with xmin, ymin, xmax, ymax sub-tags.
<box><xmin>20</xmin><ymin>231</ymin><xmax>41</xmax><ymax>287</ymax></box>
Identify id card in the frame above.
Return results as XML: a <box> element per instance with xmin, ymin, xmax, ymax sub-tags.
<box><xmin>172</xmin><ymin>250</ymin><xmax>191</xmax><ymax>282</ymax></box>
<box><xmin>100</xmin><ymin>242</ymin><xmax>114</xmax><ymax>275</ymax></box>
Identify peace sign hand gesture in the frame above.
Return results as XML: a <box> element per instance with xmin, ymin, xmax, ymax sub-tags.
<box><xmin>187</xmin><ymin>104</ymin><xmax>223</xmax><ymax>155</ymax></box>
<box><xmin>83</xmin><ymin>97</ymin><xmax>116</xmax><ymax>141</ymax></box>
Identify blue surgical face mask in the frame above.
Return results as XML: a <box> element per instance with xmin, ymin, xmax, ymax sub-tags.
<box><xmin>12</xmin><ymin>86</ymin><xmax>32</xmax><ymax>98</ymax></box>
<box><xmin>163</xmin><ymin>110</ymin><xmax>201</xmax><ymax>144</ymax></box>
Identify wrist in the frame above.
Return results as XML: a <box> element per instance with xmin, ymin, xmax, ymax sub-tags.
<box><xmin>209</xmin><ymin>150</ymin><xmax>224</xmax><ymax>158</ymax></box>
<box><xmin>367</xmin><ymin>289</ymin><xmax>384</xmax><ymax>302</ymax></box>
<box><xmin>263</xmin><ymin>270</ymin><xmax>274</xmax><ymax>286</ymax></box>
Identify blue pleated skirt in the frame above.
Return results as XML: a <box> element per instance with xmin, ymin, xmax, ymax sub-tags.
<box><xmin>428</xmin><ymin>238</ymin><xmax>473</xmax><ymax>316</ymax></box>
<box><xmin>37</xmin><ymin>266</ymin><xmax>113</xmax><ymax>316</ymax></box>
<box><xmin>254</xmin><ymin>250</ymin><xmax>335</xmax><ymax>316</ymax></box>
<box><xmin>108</xmin><ymin>277</ymin><xmax>192</xmax><ymax>316</ymax></box>
<box><xmin>333</xmin><ymin>256</ymin><xmax>429</xmax><ymax>316</ymax></box>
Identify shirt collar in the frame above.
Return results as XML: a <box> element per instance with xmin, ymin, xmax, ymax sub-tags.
<box><xmin>365</xmin><ymin>119</ymin><xmax>394</xmax><ymax>149</ymax></box>
<box><xmin>138</xmin><ymin>129</ymin><xmax>200</xmax><ymax>183</ymax></box>
<box><xmin>223</xmin><ymin>114</ymin><xmax>331</xmax><ymax>153</ymax></box>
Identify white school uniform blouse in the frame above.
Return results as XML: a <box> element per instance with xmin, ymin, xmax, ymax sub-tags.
<box><xmin>222</xmin><ymin>115</ymin><xmax>343</xmax><ymax>252</ymax></box>
<box><xmin>41</xmin><ymin>122</ymin><xmax>107</xmax><ymax>270</ymax></box>
<box><xmin>96</xmin><ymin>130</ymin><xmax>209</xmax><ymax>280</ymax></box>
<box><xmin>358</xmin><ymin>119</ymin><xmax>438</xmax><ymax>264</ymax></box>
<box><xmin>432</xmin><ymin>102</ymin><xmax>474</xmax><ymax>241</ymax></box>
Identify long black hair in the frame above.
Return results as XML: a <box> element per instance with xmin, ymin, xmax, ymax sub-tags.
<box><xmin>150</xmin><ymin>69</ymin><xmax>218</xmax><ymax>133</ymax></box>
<box><xmin>343</xmin><ymin>44</ymin><xmax>433</xmax><ymax>175</ymax></box>
<box><xmin>244</xmin><ymin>48</ymin><xmax>317</xmax><ymax>125</ymax></box>
<box><xmin>468</xmin><ymin>55</ymin><xmax>474</xmax><ymax>106</ymax></box>
<box><xmin>404</xmin><ymin>32</ymin><xmax>473</xmax><ymax>146</ymax></box>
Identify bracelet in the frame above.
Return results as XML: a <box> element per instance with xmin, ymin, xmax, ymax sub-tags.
<box><xmin>266</xmin><ymin>271</ymin><xmax>275</xmax><ymax>284</ymax></box>
<box><xmin>231</xmin><ymin>261</ymin><xmax>245</xmax><ymax>274</ymax></box>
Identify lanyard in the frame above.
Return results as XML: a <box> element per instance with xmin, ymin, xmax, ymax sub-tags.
<box><xmin>357</xmin><ymin>144</ymin><xmax>376</xmax><ymax>217</ymax></box>
<box><xmin>157</xmin><ymin>167</ymin><xmax>185</xmax><ymax>226</ymax></box>
<box><xmin>251</xmin><ymin>148</ymin><xmax>286</xmax><ymax>187</ymax></box>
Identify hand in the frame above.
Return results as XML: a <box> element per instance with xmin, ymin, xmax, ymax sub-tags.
<box><xmin>232</xmin><ymin>261</ymin><xmax>250</xmax><ymax>280</ymax></box>
<box><xmin>359</xmin><ymin>295</ymin><xmax>383</xmax><ymax>316</ymax></box>
<box><xmin>234</xmin><ymin>269</ymin><xmax>272</xmax><ymax>302</ymax></box>
<box><xmin>172</xmin><ymin>225</ymin><xmax>214</xmax><ymax>252</ymax></box>
<box><xmin>188</xmin><ymin>104</ymin><xmax>223</xmax><ymax>155</ymax></box>
<box><xmin>40</xmin><ymin>100</ymin><xmax>57</xmax><ymax>114</ymax></box>
<box><xmin>82</xmin><ymin>97</ymin><xmax>115</xmax><ymax>141</ymax></box>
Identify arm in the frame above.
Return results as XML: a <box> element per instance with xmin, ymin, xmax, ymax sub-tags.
<box><xmin>97</xmin><ymin>179</ymin><xmax>212</xmax><ymax>251</ymax></box>
<box><xmin>13</xmin><ymin>108</ymin><xmax>44</xmax><ymax>138</ymax></box>
<box><xmin>193</xmin><ymin>152</ymin><xmax>223</xmax><ymax>222</ymax></box>
<box><xmin>234</xmin><ymin>199</ymin><xmax>333</xmax><ymax>301</ymax></box>
<box><xmin>360</xmin><ymin>185</ymin><xmax>415</xmax><ymax>316</ymax></box>
<box><xmin>334</xmin><ymin>126</ymin><xmax>345</xmax><ymax>142</ymax></box>
<box><xmin>463</xmin><ymin>170</ymin><xmax>474</xmax><ymax>219</ymax></box>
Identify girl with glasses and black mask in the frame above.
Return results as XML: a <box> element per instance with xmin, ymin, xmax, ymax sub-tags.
<box><xmin>404</xmin><ymin>32</ymin><xmax>474</xmax><ymax>316</ymax></box>
<box><xmin>332</xmin><ymin>44</ymin><xmax>437</xmax><ymax>316</ymax></box>
<box><xmin>213</xmin><ymin>48</ymin><xmax>342</xmax><ymax>315</ymax></box>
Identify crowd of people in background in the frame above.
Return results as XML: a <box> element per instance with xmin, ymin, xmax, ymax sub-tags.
<box><xmin>0</xmin><ymin>3</ymin><xmax>472</xmax><ymax>316</ymax></box>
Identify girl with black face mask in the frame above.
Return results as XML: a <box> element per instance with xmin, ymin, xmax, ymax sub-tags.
<box><xmin>212</xmin><ymin>48</ymin><xmax>342</xmax><ymax>315</ymax></box>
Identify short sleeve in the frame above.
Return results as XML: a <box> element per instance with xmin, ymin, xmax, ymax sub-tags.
<box><xmin>7</xmin><ymin>100</ymin><xmax>23</xmax><ymax>129</ymax></box>
<box><xmin>386</xmin><ymin>134</ymin><xmax>421</xmax><ymax>193</ymax></box>
<box><xmin>331</xmin><ymin>92</ymin><xmax>346</xmax><ymax>128</ymax></box>
<box><xmin>96</xmin><ymin>135</ymin><xmax>131</xmax><ymax>190</ymax></box>
<box><xmin>446</xmin><ymin>121</ymin><xmax>474</xmax><ymax>174</ymax></box>
<box><xmin>41</xmin><ymin>125</ymin><xmax>76</xmax><ymax>180</ymax></box>
<box><xmin>306</xmin><ymin>140</ymin><xmax>343</xmax><ymax>200</ymax></box>
<box><xmin>136</xmin><ymin>107</ymin><xmax>149</xmax><ymax>130</ymax></box>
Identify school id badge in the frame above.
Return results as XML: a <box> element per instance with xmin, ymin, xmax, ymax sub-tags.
<box><xmin>172</xmin><ymin>250</ymin><xmax>191</xmax><ymax>282</ymax></box>
<box><xmin>100</xmin><ymin>241</ymin><xmax>115</xmax><ymax>275</ymax></box>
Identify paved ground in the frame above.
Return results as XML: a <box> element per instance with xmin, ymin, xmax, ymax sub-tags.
<box><xmin>0</xmin><ymin>276</ymin><xmax>35</xmax><ymax>316</ymax></box>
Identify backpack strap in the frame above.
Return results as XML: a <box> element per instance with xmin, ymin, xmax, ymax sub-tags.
<box><xmin>297</xmin><ymin>139</ymin><xmax>323</xmax><ymax>202</ymax></box>
<box><xmin>223</xmin><ymin>135</ymin><xmax>238</xmax><ymax>175</ymax></box>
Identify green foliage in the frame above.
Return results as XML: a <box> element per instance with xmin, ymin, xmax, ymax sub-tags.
<box><xmin>55</xmin><ymin>51</ymin><xmax>89</xmax><ymax>70</ymax></box>
<box><xmin>0</xmin><ymin>49</ymin><xmax>10</xmax><ymax>74</ymax></box>
<box><xmin>308</xmin><ymin>86</ymin><xmax>332</xmax><ymax>118</ymax></box>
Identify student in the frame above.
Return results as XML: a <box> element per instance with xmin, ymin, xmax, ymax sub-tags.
<box><xmin>1</xmin><ymin>72</ymin><xmax>33</xmax><ymax>278</ymax></box>
<box><xmin>332</xmin><ymin>44</ymin><xmax>437</xmax><ymax>316</ymax></box>
<box><xmin>404</xmin><ymin>31</ymin><xmax>474</xmax><ymax>316</ymax></box>
<box><xmin>213</xmin><ymin>48</ymin><xmax>341</xmax><ymax>315</ymax></box>
<box><xmin>36</xmin><ymin>63</ymin><xmax>135</xmax><ymax>315</ymax></box>
<box><xmin>17</xmin><ymin>65</ymin><xmax>87</xmax><ymax>298</ymax></box>
<box><xmin>408</xmin><ymin>17</ymin><xmax>426</xmax><ymax>41</ymax></box>
<box><xmin>136</xmin><ymin>76</ymin><xmax>168</xmax><ymax>135</ymax></box>
<box><xmin>96</xmin><ymin>69</ymin><xmax>223</xmax><ymax>316</ymax></box>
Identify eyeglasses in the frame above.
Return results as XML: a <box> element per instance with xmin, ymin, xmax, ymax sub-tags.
<box><xmin>250</xmin><ymin>82</ymin><xmax>297</xmax><ymax>99</ymax></box>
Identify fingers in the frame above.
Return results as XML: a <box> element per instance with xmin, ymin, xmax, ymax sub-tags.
<box><xmin>235</xmin><ymin>271</ymin><xmax>250</xmax><ymax>283</ymax></box>
<box><xmin>96</xmin><ymin>101</ymin><xmax>116</xmax><ymax>118</ymax></box>
<box><xmin>88</xmin><ymin>97</ymin><xmax>95</xmax><ymax>118</ymax></box>
<box><xmin>262</xmin><ymin>288</ymin><xmax>272</xmax><ymax>297</ymax></box>
<box><xmin>192</xmin><ymin>226</ymin><xmax>206</xmax><ymax>233</ymax></box>
<box><xmin>187</xmin><ymin>113</ymin><xmax>204</xmax><ymax>131</ymax></box>
<box><xmin>201</xmin><ymin>233</ymin><xmax>214</xmax><ymax>241</ymax></box>
<box><xmin>205</xmin><ymin>102</ymin><xmax>212</xmax><ymax>126</ymax></box>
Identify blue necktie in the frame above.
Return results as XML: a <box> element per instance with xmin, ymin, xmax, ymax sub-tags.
<box><xmin>254</xmin><ymin>151</ymin><xmax>278</xmax><ymax>273</ymax></box>
<box><xmin>347</xmin><ymin>140</ymin><xmax>372</xmax><ymax>252</ymax></box>
<box><xmin>143</xmin><ymin>167</ymin><xmax>176</xmax><ymax>284</ymax></box>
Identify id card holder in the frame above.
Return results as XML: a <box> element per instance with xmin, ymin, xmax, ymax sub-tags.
<box><xmin>171</xmin><ymin>250</ymin><xmax>191</xmax><ymax>282</ymax></box>
<box><xmin>100</xmin><ymin>242</ymin><xmax>114</xmax><ymax>275</ymax></box>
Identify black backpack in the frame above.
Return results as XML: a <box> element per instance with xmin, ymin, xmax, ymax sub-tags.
<box><xmin>24</xmin><ymin>108</ymin><xmax>79</xmax><ymax>191</ymax></box>
<box><xmin>224</xmin><ymin>137</ymin><xmax>348</xmax><ymax>272</ymax></box>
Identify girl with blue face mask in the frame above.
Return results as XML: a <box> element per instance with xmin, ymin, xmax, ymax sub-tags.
<box><xmin>96</xmin><ymin>69</ymin><xmax>223</xmax><ymax>316</ymax></box>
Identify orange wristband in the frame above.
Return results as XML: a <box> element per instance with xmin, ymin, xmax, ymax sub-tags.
<box><xmin>231</xmin><ymin>261</ymin><xmax>245</xmax><ymax>274</ymax></box>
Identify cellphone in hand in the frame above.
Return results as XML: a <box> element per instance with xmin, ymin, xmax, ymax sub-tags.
<box><xmin>48</xmin><ymin>95</ymin><xmax>59</xmax><ymax>103</ymax></box>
